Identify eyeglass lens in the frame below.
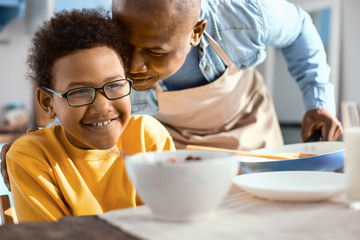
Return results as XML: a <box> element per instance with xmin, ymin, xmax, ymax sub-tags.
<box><xmin>67</xmin><ymin>80</ymin><xmax>130</xmax><ymax>106</ymax></box>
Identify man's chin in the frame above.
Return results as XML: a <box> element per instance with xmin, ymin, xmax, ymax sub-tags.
<box><xmin>132</xmin><ymin>81</ymin><xmax>160</xmax><ymax>91</ymax></box>
<box><xmin>132</xmin><ymin>85</ymin><xmax>154</xmax><ymax>91</ymax></box>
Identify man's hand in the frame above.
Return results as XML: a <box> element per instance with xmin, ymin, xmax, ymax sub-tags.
<box><xmin>1</xmin><ymin>142</ymin><xmax>12</xmax><ymax>191</ymax></box>
<box><xmin>1</xmin><ymin>128</ymin><xmax>41</xmax><ymax>191</ymax></box>
<box><xmin>301</xmin><ymin>109</ymin><xmax>343</xmax><ymax>142</ymax></box>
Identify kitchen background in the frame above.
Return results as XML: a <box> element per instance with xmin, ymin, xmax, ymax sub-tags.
<box><xmin>0</xmin><ymin>0</ymin><xmax>359</xmax><ymax>225</ymax></box>
<box><xmin>1</xmin><ymin>0</ymin><xmax>359</xmax><ymax>142</ymax></box>
<box><xmin>0</xmin><ymin>0</ymin><xmax>359</xmax><ymax>139</ymax></box>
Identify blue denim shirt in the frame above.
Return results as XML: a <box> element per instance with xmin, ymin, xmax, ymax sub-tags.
<box><xmin>131</xmin><ymin>0</ymin><xmax>335</xmax><ymax>116</ymax></box>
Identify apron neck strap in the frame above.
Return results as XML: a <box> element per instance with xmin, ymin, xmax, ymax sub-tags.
<box><xmin>155</xmin><ymin>84</ymin><xmax>163</xmax><ymax>93</ymax></box>
<box><xmin>203</xmin><ymin>31</ymin><xmax>232</xmax><ymax>66</ymax></box>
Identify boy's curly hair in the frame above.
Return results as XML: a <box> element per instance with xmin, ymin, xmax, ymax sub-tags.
<box><xmin>27</xmin><ymin>9</ymin><xmax>131</xmax><ymax>88</ymax></box>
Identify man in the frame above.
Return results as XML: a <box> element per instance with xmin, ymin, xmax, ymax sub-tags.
<box><xmin>112</xmin><ymin>0</ymin><xmax>342</xmax><ymax>149</ymax></box>
<box><xmin>1</xmin><ymin>0</ymin><xmax>343</xmax><ymax>190</ymax></box>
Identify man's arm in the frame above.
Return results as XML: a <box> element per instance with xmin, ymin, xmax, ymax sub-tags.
<box><xmin>1</xmin><ymin>128</ymin><xmax>42</xmax><ymax>191</ymax></box>
<box><xmin>260</xmin><ymin>0</ymin><xmax>342</xmax><ymax>140</ymax></box>
<box><xmin>1</xmin><ymin>142</ymin><xmax>12</xmax><ymax>191</ymax></box>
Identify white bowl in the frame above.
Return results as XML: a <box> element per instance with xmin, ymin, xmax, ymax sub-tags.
<box><xmin>125</xmin><ymin>150</ymin><xmax>239</xmax><ymax>221</ymax></box>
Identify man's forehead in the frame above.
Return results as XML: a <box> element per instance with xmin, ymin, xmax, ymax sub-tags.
<box><xmin>113</xmin><ymin>0</ymin><xmax>172</xmax><ymax>15</ymax></box>
<box><xmin>112</xmin><ymin>0</ymin><xmax>201</xmax><ymax>20</ymax></box>
<box><xmin>112</xmin><ymin>0</ymin><xmax>200</xmax><ymax>49</ymax></box>
<box><xmin>127</xmin><ymin>28</ymin><xmax>174</xmax><ymax>50</ymax></box>
<box><xmin>114</xmin><ymin>8</ymin><xmax>180</xmax><ymax>41</ymax></box>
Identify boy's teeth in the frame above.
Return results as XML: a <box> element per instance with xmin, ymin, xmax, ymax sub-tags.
<box><xmin>90</xmin><ymin>120</ymin><xmax>112</xmax><ymax>126</ymax></box>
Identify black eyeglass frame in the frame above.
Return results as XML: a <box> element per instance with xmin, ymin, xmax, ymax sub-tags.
<box><xmin>42</xmin><ymin>79</ymin><xmax>133</xmax><ymax>107</ymax></box>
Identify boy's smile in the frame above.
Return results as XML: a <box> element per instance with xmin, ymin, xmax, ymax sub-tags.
<box><xmin>48</xmin><ymin>46</ymin><xmax>131</xmax><ymax>150</ymax></box>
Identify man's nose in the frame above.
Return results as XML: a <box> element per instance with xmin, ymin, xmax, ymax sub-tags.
<box><xmin>129</xmin><ymin>48</ymin><xmax>147</xmax><ymax>74</ymax></box>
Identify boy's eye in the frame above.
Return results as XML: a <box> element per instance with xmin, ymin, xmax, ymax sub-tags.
<box><xmin>107</xmin><ymin>82</ymin><xmax>124</xmax><ymax>89</ymax></box>
<box><xmin>68</xmin><ymin>88</ymin><xmax>92</xmax><ymax>97</ymax></box>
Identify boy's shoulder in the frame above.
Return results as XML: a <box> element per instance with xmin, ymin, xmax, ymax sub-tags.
<box><xmin>127</xmin><ymin>115</ymin><xmax>163</xmax><ymax>129</ymax></box>
<box><xmin>121</xmin><ymin>115</ymin><xmax>173</xmax><ymax>151</ymax></box>
<box><xmin>9</xmin><ymin>124</ymin><xmax>63</xmax><ymax>154</ymax></box>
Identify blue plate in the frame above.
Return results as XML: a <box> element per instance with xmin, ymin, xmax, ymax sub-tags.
<box><xmin>239</xmin><ymin>142</ymin><xmax>345</xmax><ymax>173</ymax></box>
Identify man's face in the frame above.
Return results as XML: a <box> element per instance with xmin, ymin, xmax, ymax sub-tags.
<box><xmin>113</xmin><ymin>9</ymin><xmax>195</xmax><ymax>90</ymax></box>
<box><xmin>49</xmin><ymin>46</ymin><xmax>131</xmax><ymax>150</ymax></box>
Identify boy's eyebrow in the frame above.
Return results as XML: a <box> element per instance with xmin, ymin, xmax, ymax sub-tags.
<box><xmin>66</xmin><ymin>82</ymin><xmax>93</xmax><ymax>88</ymax></box>
<box><xmin>65</xmin><ymin>76</ymin><xmax>126</xmax><ymax>89</ymax></box>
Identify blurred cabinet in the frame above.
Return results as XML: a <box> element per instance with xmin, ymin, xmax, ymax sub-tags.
<box><xmin>0</xmin><ymin>0</ymin><xmax>25</xmax><ymax>32</ymax></box>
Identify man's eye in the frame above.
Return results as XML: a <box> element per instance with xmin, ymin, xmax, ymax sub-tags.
<box><xmin>147</xmin><ymin>49</ymin><xmax>164</xmax><ymax>56</ymax></box>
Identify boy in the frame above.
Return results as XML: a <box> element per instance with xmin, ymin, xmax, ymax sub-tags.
<box><xmin>6</xmin><ymin>9</ymin><xmax>175</xmax><ymax>222</ymax></box>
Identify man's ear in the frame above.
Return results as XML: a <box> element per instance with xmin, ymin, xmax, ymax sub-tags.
<box><xmin>190</xmin><ymin>19</ymin><xmax>207</xmax><ymax>46</ymax></box>
<box><xmin>36</xmin><ymin>87</ymin><xmax>56</xmax><ymax>119</ymax></box>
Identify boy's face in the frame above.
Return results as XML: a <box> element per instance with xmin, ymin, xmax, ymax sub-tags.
<box><xmin>47</xmin><ymin>46</ymin><xmax>130</xmax><ymax>150</ymax></box>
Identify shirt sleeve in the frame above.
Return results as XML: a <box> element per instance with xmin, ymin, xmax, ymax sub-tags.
<box><xmin>7</xmin><ymin>141</ymin><xmax>71</xmax><ymax>222</ymax></box>
<box><xmin>259</xmin><ymin>0</ymin><xmax>335</xmax><ymax>114</ymax></box>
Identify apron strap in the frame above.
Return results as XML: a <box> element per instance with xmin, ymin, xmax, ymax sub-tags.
<box><xmin>155</xmin><ymin>84</ymin><xmax>163</xmax><ymax>93</ymax></box>
<box><xmin>156</xmin><ymin>31</ymin><xmax>234</xmax><ymax>92</ymax></box>
<box><xmin>203</xmin><ymin>31</ymin><xmax>232</xmax><ymax>67</ymax></box>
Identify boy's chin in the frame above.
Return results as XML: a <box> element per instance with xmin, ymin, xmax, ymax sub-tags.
<box><xmin>90</xmin><ymin>141</ymin><xmax>119</xmax><ymax>150</ymax></box>
<box><xmin>80</xmin><ymin>137</ymin><xmax>120</xmax><ymax>150</ymax></box>
<box><xmin>65</xmin><ymin>130</ymin><xmax>120</xmax><ymax>150</ymax></box>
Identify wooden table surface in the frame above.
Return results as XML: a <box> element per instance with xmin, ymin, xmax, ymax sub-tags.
<box><xmin>0</xmin><ymin>215</ymin><xmax>141</xmax><ymax>240</ymax></box>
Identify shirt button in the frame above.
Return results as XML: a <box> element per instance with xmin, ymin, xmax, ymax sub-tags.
<box><xmin>204</xmin><ymin>66</ymin><xmax>210</xmax><ymax>71</ymax></box>
<box><xmin>241</xmin><ymin>65</ymin><xmax>246</xmax><ymax>69</ymax></box>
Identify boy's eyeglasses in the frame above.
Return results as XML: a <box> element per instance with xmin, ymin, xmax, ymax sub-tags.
<box><xmin>42</xmin><ymin>79</ymin><xmax>133</xmax><ymax>107</ymax></box>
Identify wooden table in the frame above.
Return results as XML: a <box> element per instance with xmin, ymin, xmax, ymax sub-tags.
<box><xmin>1</xmin><ymin>182</ymin><xmax>359</xmax><ymax>240</ymax></box>
<box><xmin>0</xmin><ymin>215</ymin><xmax>140</xmax><ymax>240</ymax></box>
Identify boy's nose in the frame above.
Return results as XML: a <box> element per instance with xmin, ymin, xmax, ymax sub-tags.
<box><xmin>88</xmin><ymin>91</ymin><xmax>112</xmax><ymax>114</ymax></box>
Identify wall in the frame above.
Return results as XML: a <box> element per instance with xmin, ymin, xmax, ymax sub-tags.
<box><xmin>54</xmin><ymin>0</ymin><xmax>111</xmax><ymax>12</ymax></box>
<box><xmin>0</xmin><ymin>18</ymin><xmax>33</xmax><ymax>123</ymax></box>
<box><xmin>341</xmin><ymin>0</ymin><xmax>360</xmax><ymax>104</ymax></box>
<box><xmin>0</xmin><ymin>0</ymin><xmax>55</xmax><ymax>126</ymax></box>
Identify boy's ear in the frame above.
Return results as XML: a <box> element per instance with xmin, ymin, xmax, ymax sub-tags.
<box><xmin>190</xmin><ymin>19</ymin><xmax>207</xmax><ymax>46</ymax></box>
<box><xmin>36</xmin><ymin>87</ymin><xmax>57</xmax><ymax>119</ymax></box>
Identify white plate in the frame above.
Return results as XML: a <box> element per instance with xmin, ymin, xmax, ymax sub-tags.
<box><xmin>239</xmin><ymin>142</ymin><xmax>345</xmax><ymax>173</ymax></box>
<box><xmin>233</xmin><ymin>171</ymin><xmax>345</xmax><ymax>202</ymax></box>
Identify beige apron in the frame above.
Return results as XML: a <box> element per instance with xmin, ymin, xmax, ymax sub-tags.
<box><xmin>154</xmin><ymin>32</ymin><xmax>284</xmax><ymax>150</ymax></box>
